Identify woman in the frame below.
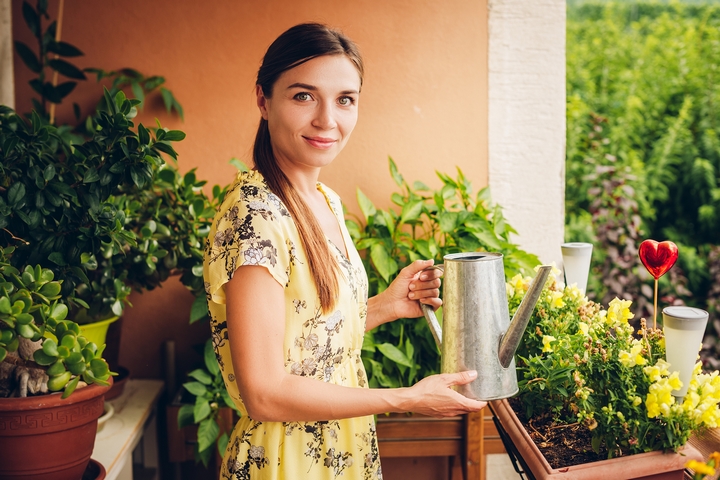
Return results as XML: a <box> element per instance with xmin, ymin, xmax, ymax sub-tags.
<box><xmin>204</xmin><ymin>23</ymin><xmax>486</xmax><ymax>480</ymax></box>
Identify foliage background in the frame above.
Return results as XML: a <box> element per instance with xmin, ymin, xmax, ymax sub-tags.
<box><xmin>564</xmin><ymin>0</ymin><xmax>720</xmax><ymax>367</ymax></box>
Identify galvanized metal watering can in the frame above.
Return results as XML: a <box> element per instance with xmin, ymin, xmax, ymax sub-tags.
<box><xmin>421</xmin><ymin>252</ymin><xmax>552</xmax><ymax>401</ymax></box>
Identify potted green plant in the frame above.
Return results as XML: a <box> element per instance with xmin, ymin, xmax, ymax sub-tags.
<box><xmin>0</xmin><ymin>3</ymin><xmax>204</xmax><ymax>477</ymax></box>
<box><xmin>0</xmin><ymin>246</ymin><xmax>112</xmax><ymax>479</ymax></box>
<box><xmin>491</xmin><ymin>272</ymin><xmax>712</xmax><ymax>479</ymax></box>
<box><xmin>5</xmin><ymin>1</ymin><xmax>188</xmax><ymax>338</ymax></box>
<box><xmin>346</xmin><ymin>158</ymin><xmax>540</xmax><ymax>390</ymax></box>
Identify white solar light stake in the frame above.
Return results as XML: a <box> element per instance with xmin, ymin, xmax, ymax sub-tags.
<box><xmin>561</xmin><ymin>242</ymin><xmax>593</xmax><ymax>295</ymax></box>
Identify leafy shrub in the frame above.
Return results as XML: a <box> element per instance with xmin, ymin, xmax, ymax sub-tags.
<box><xmin>566</xmin><ymin>1</ymin><xmax>720</xmax><ymax>323</ymax></box>
<box><xmin>347</xmin><ymin>158</ymin><xmax>540</xmax><ymax>388</ymax></box>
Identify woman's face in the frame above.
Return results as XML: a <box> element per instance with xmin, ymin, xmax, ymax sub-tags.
<box><xmin>256</xmin><ymin>54</ymin><xmax>361</xmax><ymax>173</ymax></box>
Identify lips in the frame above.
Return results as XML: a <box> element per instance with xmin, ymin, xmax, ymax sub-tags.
<box><xmin>303</xmin><ymin>136</ymin><xmax>337</xmax><ymax>149</ymax></box>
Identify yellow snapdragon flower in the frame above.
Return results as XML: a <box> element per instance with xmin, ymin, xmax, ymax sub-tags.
<box><xmin>542</xmin><ymin>335</ymin><xmax>557</xmax><ymax>353</ymax></box>
<box><xmin>509</xmin><ymin>274</ymin><xmax>528</xmax><ymax>295</ymax></box>
<box><xmin>619</xmin><ymin>340</ymin><xmax>647</xmax><ymax>368</ymax></box>
<box><xmin>606</xmin><ymin>297</ymin><xmax>634</xmax><ymax>327</ymax></box>
<box><xmin>578</xmin><ymin>322</ymin><xmax>589</xmax><ymax>336</ymax></box>
<box><xmin>549</xmin><ymin>290</ymin><xmax>565</xmax><ymax>309</ymax></box>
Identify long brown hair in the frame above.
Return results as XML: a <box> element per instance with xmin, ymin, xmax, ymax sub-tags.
<box><xmin>254</xmin><ymin>23</ymin><xmax>364</xmax><ymax>313</ymax></box>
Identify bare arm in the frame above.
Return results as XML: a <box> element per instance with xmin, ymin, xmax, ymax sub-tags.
<box><xmin>225</xmin><ymin>264</ymin><xmax>484</xmax><ymax>422</ymax></box>
<box><xmin>365</xmin><ymin>259</ymin><xmax>443</xmax><ymax>331</ymax></box>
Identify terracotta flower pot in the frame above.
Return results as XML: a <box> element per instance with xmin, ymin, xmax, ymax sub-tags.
<box><xmin>490</xmin><ymin>399</ymin><xmax>703</xmax><ymax>480</ymax></box>
<box><xmin>0</xmin><ymin>380</ymin><xmax>111</xmax><ymax>480</ymax></box>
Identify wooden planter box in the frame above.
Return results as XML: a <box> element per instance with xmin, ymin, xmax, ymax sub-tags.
<box><xmin>377</xmin><ymin>411</ymin><xmax>506</xmax><ymax>480</ymax></box>
<box><xmin>165</xmin><ymin>391</ymin><xmax>237</xmax><ymax>475</ymax></box>
<box><xmin>166</xmin><ymin>398</ymin><xmax>506</xmax><ymax>480</ymax></box>
<box><xmin>490</xmin><ymin>399</ymin><xmax>703</xmax><ymax>480</ymax></box>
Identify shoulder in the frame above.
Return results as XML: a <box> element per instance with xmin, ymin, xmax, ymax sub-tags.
<box><xmin>317</xmin><ymin>182</ymin><xmax>344</xmax><ymax>216</ymax></box>
<box><xmin>219</xmin><ymin>170</ymin><xmax>291</xmax><ymax>221</ymax></box>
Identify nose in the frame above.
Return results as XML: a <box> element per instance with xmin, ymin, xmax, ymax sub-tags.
<box><xmin>311</xmin><ymin>101</ymin><xmax>337</xmax><ymax>130</ymax></box>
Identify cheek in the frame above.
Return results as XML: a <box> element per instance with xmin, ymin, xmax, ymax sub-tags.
<box><xmin>338</xmin><ymin>110</ymin><xmax>359</xmax><ymax>134</ymax></box>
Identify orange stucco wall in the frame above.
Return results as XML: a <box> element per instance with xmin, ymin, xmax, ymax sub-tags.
<box><xmin>12</xmin><ymin>0</ymin><xmax>488</xmax><ymax>381</ymax></box>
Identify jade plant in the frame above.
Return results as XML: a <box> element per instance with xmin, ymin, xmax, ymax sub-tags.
<box><xmin>0</xmin><ymin>247</ymin><xmax>111</xmax><ymax>398</ymax></box>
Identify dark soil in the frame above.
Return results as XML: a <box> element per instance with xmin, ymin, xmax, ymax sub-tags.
<box><xmin>508</xmin><ymin>397</ymin><xmax>618</xmax><ymax>469</ymax></box>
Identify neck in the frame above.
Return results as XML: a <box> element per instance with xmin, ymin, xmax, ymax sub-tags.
<box><xmin>274</xmin><ymin>157</ymin><xmax>321</xmax><ymax>196</ymax></box>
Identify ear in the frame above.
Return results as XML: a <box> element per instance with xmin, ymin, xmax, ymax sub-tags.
<box><xmin>256</xmin><ymin>85</ymin><xmax>269</xmax><ymax>120</ymax></box>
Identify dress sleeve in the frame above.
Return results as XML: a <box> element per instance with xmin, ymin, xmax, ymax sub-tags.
<box><xmin>203</xmin><ymin>185</ymin><xmax>295</xmax><ymax>305</ymax></box>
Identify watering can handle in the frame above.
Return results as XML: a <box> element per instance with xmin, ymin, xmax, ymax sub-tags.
<box><xmin>421</xmin><ymin>304</ymin><xmax>443</xmax><ymax>347</ymax></box>
<box><xmin>420</xmin><ymin>264</ymin><xmax>445</xmax><ymax>348</ymax></box>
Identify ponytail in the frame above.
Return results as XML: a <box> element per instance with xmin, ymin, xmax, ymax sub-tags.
<box><xmin>254</xmin><ymin>119</ymin><xmax>341</xmax><ymax>314</ymax></box>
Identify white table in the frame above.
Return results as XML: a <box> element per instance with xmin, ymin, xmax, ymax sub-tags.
<box><xmin>92</xmin><ymin>379</ymin><xmax>164</xmax><ymax>480</ymax></box>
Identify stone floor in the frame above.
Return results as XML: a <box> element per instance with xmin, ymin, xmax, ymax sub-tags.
<box><xmin>485</xmin><ymin>453</ymin><xmax>523</xmax><ymax>479</ymax></box>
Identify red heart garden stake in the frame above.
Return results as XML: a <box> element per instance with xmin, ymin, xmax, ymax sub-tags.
<box><xmin>638</xmin><ymin>239</ymin><xmax>678</xmax><ymax>329</ymax></box>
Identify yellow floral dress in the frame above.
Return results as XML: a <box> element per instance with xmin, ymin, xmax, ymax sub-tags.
<box><xmin>203</xmin><ymin>170</ymin><xmax>383</xmax><ymax>480</ymax></box>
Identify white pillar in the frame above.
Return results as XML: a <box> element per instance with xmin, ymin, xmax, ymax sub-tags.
<box><xmin>487</xmin><ymin>0</ymin><xmax>566</xmax><ymax>265</ymax></box>
<box><xmin>0</xmin><ymin>0</ymin><xmax>13</xmax><ymax>109</ymax></box>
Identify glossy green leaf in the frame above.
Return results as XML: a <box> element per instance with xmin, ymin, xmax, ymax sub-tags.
<box><xmin>48</xmin><ymin>59</ymin><xmax>87</xmax><ymax>80</ymax></box>
<box><xmin>42</xmin><ymin>338</ymin><xmax>59</xmax><ymax>357</ymax></box>
<box><xmin>0</xmin><ymin>297</ymin><xmax>11</xmax><ymax>314</ymax></box>
<box><xmin>388</xmin><ymin>157</ymin><xmax>404</xmax><ymax>186</ymax></box>
<box><xmin>197</xmin><ymin>418</ymin><xmax>219</xmax><ymax>453</ymax></box>
<box><xmin>33</xmin><ymin>348</ymin><xmax>56</xmax><ymax>365</ymax></box>
<box><xmin>204</xmin><ymin>338</ymin><xmax>220</xmax><ymax>376</ymax></box>
<box><xmin>61</xmin><ymin>375</ymin><xmax>81</xmax><ymax>399</ymax></box>
<box><xmin>188</xmin><ymin>368</ymin><xmax>212</xmax><ymax>385</ymax></box>
<box><xmin>194</xmin><ymin>399</ymin><xmax>212</xmax><ymax>425</ymax></box>
<box><xmin>190</xmin><ymin>295</ymin><xmax>208</xmax><ymax>324</ymax></box>
<box><xmin>178</xmin><ymin>404</ymin><xmax>195</xmax><ymax>428</ymax></box>
<box><xmin>14</xmin><ymin>41</ymin><xmax>41</xmax><ymax>73</ymax></box>
<box><xmin>183</xmin><ymin>381</ymin><xmax>208</xmax><ymax>397</ymax></box>
<box><xmin>400</xmin><ymin>200</ymin><xmax>423</xmax><ymax>224</ymax></box>
<box><xmin>370</xmin><ymin>243</ymin><xmax>397</xmax><ymax>283</ymax></box>
<box><xmin>377</xmin><ymin>343</ymin><xmax>413</xmax><ymax>368</ymax></box>
<box><xmin>356</xmin><ymin>189</ymin><xmax>377</xmax><ymax>221</ymax></box>
<box><xmin>47</xmin><ymin>41</ymin><xmax>83</xmax><ymax>57</ymax></box>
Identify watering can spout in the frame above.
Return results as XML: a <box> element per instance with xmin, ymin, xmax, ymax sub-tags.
<box><xmin>497</xmin><ymin>265</ymin><xmax>553</xmax><ymax>368</ymax></box>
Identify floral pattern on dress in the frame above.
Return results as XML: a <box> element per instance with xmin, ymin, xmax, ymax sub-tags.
<box><xmin>204</xmin><ymin>170</ymin><xmax>382</xmax><ymax>479</ymax></box>
<box><xmin>224</xmin><ymin>421</ymin><xmax>270</xmax><ymax>480</ymax></box>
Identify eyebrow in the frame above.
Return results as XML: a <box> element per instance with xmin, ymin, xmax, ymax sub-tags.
<box><xmin>286</xmin><ymin>82</ymin><xmax>359</xmax><ymax>95</ymax></box>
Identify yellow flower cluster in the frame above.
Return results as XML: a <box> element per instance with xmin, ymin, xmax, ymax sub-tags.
<box><xmin>679</xmin><ymin>362</ymin><xmax>720</xmax><ymax>427</ymax></box>
<box><xmin>686</xmin><ymin>459</ymin><xmax>716</xmax><ymax>477</ymax></box>
<box><xmin>606</xmin><ymin>298</ymin><xmax>635</xmax><ymax>334</ymax></box>
<box><xmin>644</xmin><ymin>359</ymin><xmax>682</xmax><ymax>418</ymax></box>
<box><xmin>687</xmin><ymin>452</ymin><xmax>720</xmax><ymax>479</ymax></box>
<box><xmin>618</xmin><ymin>339</ymin><xmax>648</xmax><ymax>368</ymax></box>
<box><xmin>506</xmin><ymin>274</ymin><xmax>529</xmax><ymax>298</ymax></box>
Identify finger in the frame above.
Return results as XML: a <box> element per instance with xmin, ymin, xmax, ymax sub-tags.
<box><xmin>410</xmin><ymin>277</ymin><xmax>441</xmax><ymax>290</ymax></box>
<box><xmin>402</xmin><ymin>259</ymin><xmax>435</xmax><ymax>280</ymax></box>
<box><xmin>418</xmin><ymin>267</ymin><xmax>443</xmax><ymax>282</ymax></box>
<box><xmin>410</xmin><ymin>287</ymin><xmax>440</xmax><ymax>301</ymax></box>
<box><xmin>446</xmin><ymin>370</ymin><xmax>478</xmax><ymax>386</ymax></box>
<box><xmin>418</xmin><ymin>297</ymin><xmax>442</xmax><ymax>309</ymax></box>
